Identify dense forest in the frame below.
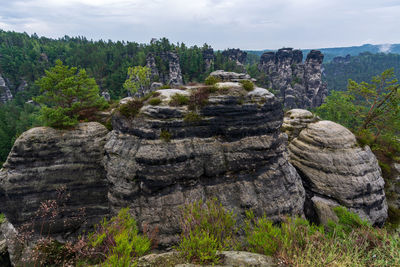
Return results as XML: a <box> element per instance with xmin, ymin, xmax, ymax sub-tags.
<box><xmin>323</xmin><ymin>52</ymin><xmax>400</xmax><ymax>91</ymax></box>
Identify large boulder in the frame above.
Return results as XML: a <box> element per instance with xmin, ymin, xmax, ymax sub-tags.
<box><xmin>288</xmin><ymin>120</ymin><xmax>387</xmax><ymax>225</ymax></box>
<box><xmin>0</xmin><ymin>122</ymin><xmax>110</xmax><ymax>246</ymax></box>
<box><xmin>104</xmin><ymin>84</ymin><xmax>305</xmax><ymax>247</ymax></box>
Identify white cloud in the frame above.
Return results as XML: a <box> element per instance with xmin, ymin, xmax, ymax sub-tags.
<box><xmin>0</xmin><ymin>0</ymin><xmax>399</xmax><ymax>49</ymax></box>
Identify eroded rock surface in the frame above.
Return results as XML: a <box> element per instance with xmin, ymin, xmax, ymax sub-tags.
<box><xmin>104</xmin><ymin>84</ymin><xmax>305</xmax><ymax>247</ymax></box>
<box><xmin>137</xmin><ymin>251</ymin><xmax>275</xmax><ymax>267</ymax></box>
<box><xmin>210</xmin><ymin>70</ymin><xmax>253</xmax><ymax>82</ymax></box>
<box><xmin>258</xmin><ymin>48</ymin><xmax>327</xmax><ymax>109</ymax></box>
<box><xmin>0</xmin><ymin>122</ymin><xmax>110</xmax><ymax>239</ymax></box>
<box><xmin>282</xmin><ymin>109</ymin><xmax>319</xmax><ymax>141</ymax></box>
<box><xmin>288</xmin><ymin>120</ymin><xmax>387</xmax><ymax>225</ymax></box>
<box><xmin>0</xmin><ymin>73</ymin><xmax>13</xmax><ymax>104</ymax></box>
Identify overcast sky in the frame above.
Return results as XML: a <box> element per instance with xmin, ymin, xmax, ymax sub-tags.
<box><xmin>0</xmin><ymin>0</ymin><xmax>399</xmax><ymax>50</ymax></box>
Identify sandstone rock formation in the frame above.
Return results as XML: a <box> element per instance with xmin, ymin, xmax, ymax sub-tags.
<box><xmin>258</xmin><ymin>48</ymin><xmax>327</xmax><ymax>109</ymax></box>
<box><xmin>282</xmin><ymin>109</ymin><xmax>319</xmax><ymax>141</ymax></box>
<box><xmin>0</xmin><ymin>73</ymin><xmax>13</xmax><ymax>104</ymax></box>
<box><xmin>146</xmin><ymin>52</ymin><xmax>183</xmax><ymax>87</ymax></box>
<box><xmin>202</xmin><ymin>48</ymin><xmax>214</xmax><ymax>71</ymax></box>
<box><xmin>137</xmin><ymin>251</ymin><xmax>275</xmax><ymax>267</ymax></box>
<box><xmin>288</xmin><ymin>120</ymin><xmax>387</xmax><ymax>225</ymax></box>
<box><xmin>104</xmin><ymin>81</ymin><xmax>305</xmax><ymax>247</ymax></box>
<box><xmin>222</xmin><ymin>49</ymin><xmax>247</xmax><ymax>66</ymax></box>
<box><xmin>0</xmin><ymin>122</ymin><xmax>110</xmax><ymax>244</ymax></box>
<box><xmin>209</xmin><ymin>70</ymin><xmax>254</xmax><ymax>82</ymax></box>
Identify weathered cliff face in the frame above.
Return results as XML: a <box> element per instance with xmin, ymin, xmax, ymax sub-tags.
<box><xmin>202</xmin><ymin>48</ymin><xmax>214</xmax><ymax>71</ymax></box>
<box><xmin>104</xmin><ymin>82</ymin><xmax>305</xmax><ymax>247</ymax></box>
<box><xmin>209</xmin><ymin>70</ymin><xmax>253</xmax><ymax>82</ymax></box>
<box><xmin>222</xmin><ymin>49</ymin><xmax>247</xmax><ymax>71</ymax></box>
<box><xmin>282</xmin><ymin>109</ymin><xmax>319</xmax><ymax>141</ymax></box>
<box><xmin>167</xmin><ymin>52</ymin><xmax>183</xmax><ymax>86</ymax></box>
<box><xmin>0</xmin><ymin>73</ymin><xmax>13</xmax><ymax>104</ymax></box>
<box><xmin>146</xmin><ymin>52</ymin><xmax>183</xmax><ymax>87</ymax></box>
<box><xmin>0</xmin><ymin>123</ymin><xmax>110</xmax><ymax>241</ymax></box>
<box><xmin>258</xmin><ymin>48</ymin><xmax>327</xmax><ymax>109</ymax></box>
<box><xmin>286</xmin><ymin>119</ymin><xmax>387</xmax><ymax>225</ymax></box>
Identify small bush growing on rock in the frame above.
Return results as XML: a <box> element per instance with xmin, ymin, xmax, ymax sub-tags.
<box><xmin>118</xmin><ymin>99</ymin><xmax>144</xmax><ymax>118</ymax></box>
<box><xmin>239</xmin><ymin>80</ymin><xmax>255</xmax><ymax>91</ymax></box>
<box><xmin>204</xmin><ymin>76</ymin><xmax>221</xmax><ymax>85</ymax></box>
<box><xmin>159</xmin><ymin>84</ymin><xmax>172</xmax><ymax>89</ymax></box>
<box><xmin>178</xmin><ymin>199</ymin><xmax>237</xmax><ymax>264</ymax></box>
<box><xmin>87</xmin><ymin>208</ymin><xmax>151</xmax><ymax>266</ymax></box>
<box><xmin>184</xmin><ymin>112</ymin><xmax>202</xmax><ymax>123</ymax></box>
<box><xmin>160</xmin><ymin>129</ymin><xmax>172</xmax><ymax>142</ymax></box>
<box><xmin>169</xmin><ymin>94</ymin><xmax>189</xmax><ymax>106</ymax></box>
<box><xmin>0</xmin><ymin>213</ymin><xmax>4</xmax><ymax>224</ymax></box>
<box><xmin>189</xmin><ymin>87</ymin><xmax>210</xmax><ymax>110</ymax></box>
<box><xmin>148</xmin><ymin>97</ymin><xmax>162</xmax><ymax>106</ymax></box>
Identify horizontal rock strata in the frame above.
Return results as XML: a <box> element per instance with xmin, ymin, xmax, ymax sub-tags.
<box><xmin>0</xmin><ymin>122</ymin><xmax>110</xmax><ymax>238</ymax></box>
<box><xmin>288</xmin><ymin>120</ymin><xmax>387</xmax><ymax>225</ymax></box>
<box><xmin>104</xmin><ymin>84</ymin><xmax>305</xmax><ymax>246</ymax></box>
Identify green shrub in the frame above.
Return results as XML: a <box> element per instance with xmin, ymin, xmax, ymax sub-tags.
<box><xmin>88</xmin><ymin>208</ymin><xmax>151</xmax><ymax>266</ymax></box>
<box><xmin>326</xmin><ymin>206</ymin><xmax>370</xmax><ymax>237</ymax></box>
<box><xmin>239</xmin><ymin>80</ymin><xmax>255</xmax><ymax>91</ymax></box>
<box><xmin>148</xmin><ymin>97</ymin><xmax>162</xmax><ymax>106</ymax></box>
<box><xmin>118</xmin><ymin>99</ymin><xmax>144</xmax><ymax>118</ymax></box>
<box><xmin>160</xmin><ymin>129</ymin><xmax>172</xmax><ymax>142</ymax></box>
<box><xmin>0</xmin><ymin>213</ymin><xmax>5</xmax><ymax>224</ymax></box>
<box><xmin>244</xmin><ymin>213</ymin><xmax>281</xmax><ymax>256</ymax></box>
<box><xmin>178</xmin><ymin>229</ymin><xmax>220</xmax><ymax>264</ymax></box>
<box><xmin>204</xmin><ymin>76</ymin><xmax>221</xmax><ymax>86</ymax></box>
<box><xmin>184</xmin><ymin>112</ymin><xmax>202</xmax><ymax>123</ymax></box>
<box><xmin>159</xmin><ymin>85</ymin><xmax>172</xmax><ymax>89</ymax></box>
<box><xmin>169</xmin><ymin>94</ymin><xmax>189</xmax><ymax>106</ymax></box>
<box><xmin>177</xmin><ymin>199</ymin><xmax>237</xmax><ymax>264</ymax></box>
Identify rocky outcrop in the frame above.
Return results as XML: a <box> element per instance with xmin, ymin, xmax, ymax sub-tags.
<box><xmin>0</xmin><ymin>123</ymin><xmax>110</xmax><ymax>243</ymax></box>
<box><xmin>137</xmin><ymin>251</ymin><xmax>275</xmax><ymax>267</ymax></box>
<box><xmin>146</xmin><ymin>52</ymin><xmax>183</xmax><ymax>87</ymax></box>
<box><xmin>258</xmin><ymin>48</ymin><xmax>327</xmax><ymax>109</ymax></box>
<box><xmin>146</xmin><ymin>53</ymin><xmax>161</xmax><ymax>82</ymax></box>
<box><xmin>167</xmin><ymin>52</ymin><xmax>183</xmax><ymax>86</ymax></box>
<box><xmin>222</xmin><ymin>49</ymin><xmax>247</xmax><ymax>66</ymax></box>
<box><xmin>104</xmin><ymin>82</ymin><xmax>305</xmax><ymax>247</ymax></box>
<box><xmin>0</xmin><ymin>73</ymin><xmax>13</xmax><ymax>104</ymax></box>
<box><xmin>288</xmin><ymin>120</ymin><xmax>387</xmax><ymax>225</ymax></box>
<box><xmin>202</xmin><ymin>48</ymin><xmax>214</xmax><ymax>71</ymax></box>
<box><xmin>209</xmin><ymin>70</ymin><xmax>253</xmax><ymax>82</ymax></box>
<box><xmin>282</xmin><ymin>109</ymin><xmax>319</xmax><ymax>141</ymax></box>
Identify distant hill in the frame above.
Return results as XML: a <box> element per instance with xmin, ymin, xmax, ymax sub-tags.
<box><xmin>247</xmin><ymin>44</ymin><xmax>400</xmax><ymax>62</ymax></box>
<box><xmin>322</xmin><ymin>52</ymin><xmax>400</xmax><ymax>91</ymax></box>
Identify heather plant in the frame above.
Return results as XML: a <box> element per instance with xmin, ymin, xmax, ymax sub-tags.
<box><xmin>188</xmin><ymin>87</ymin><xmax>210</xmax><ymax>110</ymax></box>
<box><xmin>87</xmin><ymin>208</ymin><xmax>151</xmax><ymax>266</ymax></box>
<box><xmin>118</xmin><ymin>99</ymin><xmax>144</xmax><ymax>118</ymax></box>
<box><xmin>177</xmin><ymin>199</ymin><xmax>237</xmax><ymax>264</ymax></box>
